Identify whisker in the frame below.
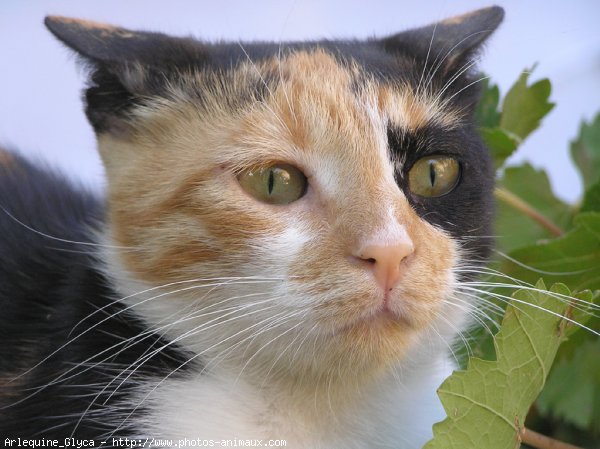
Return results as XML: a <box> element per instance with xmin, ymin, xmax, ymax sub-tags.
<box><xmin>69</xmin><ymin>277</ymin><xmax>285</xmax><ymax>337</ymax></box>
<box><xmin>276</xmin><ymin>4</ymin><xmax>297</xmax><ymax>128</ymax></box>
<box><xmin>463</xmin><ymin>281</ymin><xmax>600</xmax><ymax>312</ymax></box>
<box><xmin>290</xmin><ymin>322</ymin><xmax>319</xmax><ymax>366</ymax></box>
<box><xmin>196</xmin><ymin>308</ymin><xmax>295</xmax><ymax>376</ymax></box>
<box><xmin>108</xmin><ymin>291</ymin><xmax>275</xmax><ymax>380</ymax></box>
<box><xmin>0</xmin><ymin>205</ymin><xmax>133</xmax><ymax>251</ymax></box>
<box><xmin>8</xmin><ymin>278</ymin><xmax>282</xmax><ymax>389</ymax></box>
<box><xmin>71</xmin><ymin>298</ymin><xmax>281</xmax><ymax>436</ymax></box>
<box><xmin>427</xmin><ymin>313</ymin><xmax>465</xmax><ymax>365</ymax></box>
<box><xmin>429</xmin><ymin>58</ymin><xmax>478</xmax><ymax>109</ymax></box>
<box><xmin>458</xmin><ymin>286</ymin><xmax>600</xmax><ymax>337</ymax></box>
<box><xmin>454</xmin><ymin>264</ymin><xmax>530</xmax><ymax>286</ymax></box>
<box><xmin>237</xmin><ymin>41</ymin><xmax>291</xmax><ymax>134</ymax></box>
<box><xmin>108</xmin><ymin>307</ymin><xmax>299</xmax><ymax>439</ymax></box>
<box><xmin>235</xmin><ymin>314</ymin><xmax>307</xmax><ymax>384</ymax></box>
<box><xmin>422</xmin><ymin>29</ymin><xmax>495</xmax><ymax>97</ymax></box>
<box><xmin>493</xmin><ymin>250</ymin><xmax>594</xmax><ymax>276</ymax></box>
<box><xmin>416</xmin><ymin>19</ymin><xmax>439</xmax><ymax>98</ymax></box>
<box><xmin>443</xmin><ymin>74</ymin><xmax>490</xmax><ymax>106</ymax></box>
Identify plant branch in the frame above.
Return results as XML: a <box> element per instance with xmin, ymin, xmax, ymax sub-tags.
<box><xmin>495</xmin><ymin>187</ymin><xmax>564</xmax><ymax>237</ymax></box>
<box><xmin>519</xmin><ymin>427</ymin><xmax>585</xmax><ymax>449</ymax></box>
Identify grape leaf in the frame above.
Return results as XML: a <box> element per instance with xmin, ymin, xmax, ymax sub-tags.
<box><xmin>571</xmin><ymin>113</ymin><xmax>600</xmax><ymax>190</ymax></box>
<box><xmin>475</xmin><ymin>71</ymin><xmax>553</xmax><ymax>169</ymax></box>
<box><xmin>475</xmin><ymin>78</ymin><xmax>515</xmax><ymax>168</ymax></box>
<box><xmin>581</xmin><ymin>180</ymin><xmax>600</xmax><ymax>213</ymax></box>
<box><xmin>498</xmin><ymin>211</ymin><xmax>600</xmax><ymax>438</ymax></box>
<box><xmin>500</xmin><ymin>70</ymin><xmax>555</xmax><ymax>142</ymax></box>
<box><xmin>495</xmin><ymin>163</ymin><xmax>574</xmax><ymax>252</ymax></box>
<box><xmin>424</xmin><ymin>282</ymin><xmax>583</xmax><ymax>449</ymax></box>
<box><xmin>474</xmin><ymin>78</ymin><xmax>501</xmax><ymax>128</ymax></box>
<box><xmin>469</xmin><ymin>67</ymin><xmax>600</xmax><ymax>444</ymax></box>
<box><xmin>481</xmin><ymin>127</ymin><xmax>519</xmax><ymax>169</ymax></box>
<box><xmin>537</xmin><ymin>338</ymin><xmax>600</xmax><ymax>430</ymax></box>
<box><xmin>500</xmin><ymin>212</ymin><xmax>600</xmax><ymax>292</ymax></box>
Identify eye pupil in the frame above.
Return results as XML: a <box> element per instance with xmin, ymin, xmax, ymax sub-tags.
<box><xmin>268</xmin><ymin>169</ymin><xmax>275</xmax><ymax>195</ymax></box>
<box><xmin>429</xmin><ymin>162</ymin><xmax>436</xmax><ymax>187</ymax></box>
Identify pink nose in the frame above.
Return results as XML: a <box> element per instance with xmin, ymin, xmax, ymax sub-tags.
<box><xmin>354</xmin><ymin>238</ymin><xmax>414</xmax><ymax>292</ymax></box>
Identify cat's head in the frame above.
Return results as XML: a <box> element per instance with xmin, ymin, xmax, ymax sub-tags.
<box><xmin>46</xmin><ymin>7</ymin><xmax>502</xmax><ymax>382</ymax></box>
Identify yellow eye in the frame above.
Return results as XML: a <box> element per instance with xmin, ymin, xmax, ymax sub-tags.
<box><xmin>238</xmin><ymin>163</ymin><xmax>307</xmax><ymax>205</ymax></box>
<box><xmin>408</xmin><ymin>156</ymin><xmax>460</xmax><ymax>197</ymax></box>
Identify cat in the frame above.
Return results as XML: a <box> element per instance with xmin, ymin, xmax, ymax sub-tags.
<box><xmin>0</xmin><ymin>6</ymin><xmax>503</xmax><ymax>448</ymax></box>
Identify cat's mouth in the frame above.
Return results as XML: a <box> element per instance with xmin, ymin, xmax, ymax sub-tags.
<box><xmin>332</xmin><ymin>305</ymin><xmax>413</xmax><ymax>337</ymax></box>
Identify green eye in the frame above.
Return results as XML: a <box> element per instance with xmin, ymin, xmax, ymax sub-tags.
<box><xmin>408</xmin><ymin>156</ymin><xmax>460</xmax><ymax>197</ymax></box>
<box><xmin>238</xmin><ymin>163</ymin><xmax>308</xmax><ymax>205</ymax></box>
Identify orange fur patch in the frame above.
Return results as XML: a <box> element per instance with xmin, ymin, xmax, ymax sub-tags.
<box><xmin>101</xmin><ymin>48</ymin><xmax>460</xmax><ymax>371</ymax></box>
<box><xmin>47</xmin><ymin>16</ymin><xmax>134</xmax><ymax>38</ymax></box>
<box><xmin>378</xmin><ymin>85</ymin><xmax>460</xmax><ymax>130</ymax></box>
<box><xmin>441</xmin><ymin>10</ymin><xmax>479</xmax><ymax>26</ymax></box>
<box><xmin>0</xmin><ymin>148</ymin><xmax>14</xmax><ymax>167</ymax></box>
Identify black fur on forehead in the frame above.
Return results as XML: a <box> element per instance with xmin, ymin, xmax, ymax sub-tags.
<box><xmin>45</xmin><ymin>7</ymin><xmax>503</xmax><ymax>135</ymax></box>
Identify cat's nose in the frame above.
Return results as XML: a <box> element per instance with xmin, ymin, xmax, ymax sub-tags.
<box><xmin>353</xmin><ymin>233</ymin><xmax>414</xmax><ymax>292</ymax></box>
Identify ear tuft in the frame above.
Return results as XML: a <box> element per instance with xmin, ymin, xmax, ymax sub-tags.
<box><xmin>381</xmin><ymin>6</ymin><xmax>504</xmax><ymax>72</ymax></box>
<box><xmin>435</xmin><ymin>6</ymin><xmax>504</xmax><ymax>52</ymax></box>
<box><xmin>45</xmin><ymin>15</ymin><xmax>198</xmax><ymax>69</ymax></box>
<box><xmin>45</xmin><ymin>15</ymin><xmax>208</xmax><ymax>68</ymax></box>
<box><xmin>46</xmin><ymin>16</ymin><xmax>143</xmax><ymax>64</ymax></box>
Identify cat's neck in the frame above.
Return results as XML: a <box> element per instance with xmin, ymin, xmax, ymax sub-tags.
<box><xmin>136</xmin><ymin>346</ymin><xmax>451</xmax><ymax>446</ymax></box>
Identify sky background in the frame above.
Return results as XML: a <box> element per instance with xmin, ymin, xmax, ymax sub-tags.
<box><xmin>0</xmin><ymin>0</ymin><xmax>599</xmax><ymax>202</ymax></box>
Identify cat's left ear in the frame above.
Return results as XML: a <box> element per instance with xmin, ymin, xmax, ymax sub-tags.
<box><xmin>45</xmin><ymin>16</ymin><xmax>208</xmax><ymax>135</ymax></box>
<box><xmin>44</xmin><ymin>17</ymin><xmax>207</xmax><ymax>67</ymax></box>
<box><xmin>381</xmin><ymin>6</ymin><xmax>504</xmax><ymax>74</ymax></box>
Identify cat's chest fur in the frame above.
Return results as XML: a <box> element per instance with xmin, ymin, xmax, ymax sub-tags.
<box><xmin>133</xmin><ymin>357</ymin><xmax>451</xmax><ymax>448</ymax></box>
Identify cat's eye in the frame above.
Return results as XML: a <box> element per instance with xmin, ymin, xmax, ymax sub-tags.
<box><xmin>408</xmin><ymin>156</ymin><xmax>460</xmax><ymax>197</ymax></box>
<box><xmin>238</xmin><ymin>163</ymin><xmax>308</xmax><ymax>205</ymax></box>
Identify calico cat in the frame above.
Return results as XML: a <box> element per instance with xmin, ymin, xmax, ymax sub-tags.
<box><xmin>0</xmin><ymin>6</ymin><xmax>503</xmax><ymax>448</ymax></box>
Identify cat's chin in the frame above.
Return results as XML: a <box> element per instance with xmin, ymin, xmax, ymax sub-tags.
<box><xmin>314</xmin><ymin>309</ymin><xmax>417</xmax><ymax>368</ymax></box>
<box><xmin>332</xmin><ymin>306</ymin><xmax>410</xmax><ymax>336</ymax></box>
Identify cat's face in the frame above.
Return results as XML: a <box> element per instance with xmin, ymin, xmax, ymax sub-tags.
<box><xmin>47</xmin><ymin>7</ymin><xmax>501</xmax><ymax>380</ymax></box>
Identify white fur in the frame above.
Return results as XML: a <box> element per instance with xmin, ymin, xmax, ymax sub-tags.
<box><xmin>358</xmin><ymin>206</ymin><xmax>413</xmax><ymax>249</ymax></box>
<box><xmin>100</xmin><ymin>235</ymin><xmax>460</xmax><ymax>449</ymax></box>
<box><xmin>127</xmin><ymin>341</ymin><xmax>452</xmax><ymax>449</ymax></box>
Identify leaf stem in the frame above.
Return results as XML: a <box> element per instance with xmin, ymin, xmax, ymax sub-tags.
<box><xmin>495</xmin><ymin>187</ymin><xmax>564</xmax><ymax>237</ymax></box>
<box><xmin>520</xmin><ymin>427</ymin><xmax>584</xmax><ymax>449</ymax></box>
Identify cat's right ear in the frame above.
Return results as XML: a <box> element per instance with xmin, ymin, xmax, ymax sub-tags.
<box><xmin>45</xmin><ymin>16</ymin><xmax>208</xmax><ymax>135</ymax></box>
<box><xmin>381</xmin><ymin>6</ymin><xmax>504</xmax><ymax>75</ymax></box>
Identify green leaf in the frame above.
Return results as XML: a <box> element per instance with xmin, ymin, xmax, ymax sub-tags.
<box><xmin>424</xmin><ymin>282</ymin><xmax>582</xmax><ymax>449</ymax></box>
<box><xmin>500</xmin><ymin>70</ymin><xmax>555</xmax><ymax>142</ymax></box>
<box><xmin>495</xmin><ymin>163</ymin><xmax>574</xmax><ymax>252</ymax></box>
<box><xmin>537</xmin><ymin>338</ymin><xmax>600</xmax><ymax>430</ymax></box>
<box><xmin>581</xmin><ymin>180</ymin><xmax>600</xmax><ymax>213</ymax></box>
<box><xmin>500</xmin><ymin>212</ymin><xmax>600</xmax><ymax>292</ymax></box>
<box><xmin>471</xmin><ymin>69</ymin><xmax>600</xmax><ymax>444</ymax></box>
<box><xmin>571</xmin><ymin>113</ymin><xmax>600</xmax><ymax>190</ymax></box>
<box><xmin>475</xmin><ymin>72</ymin><xmax>554</xmax><ymax>169</ymax></box>
<box><xmin>475</xmin><ymin>78</ymin><xmax>501</xmax><ymax>128</ymax></box>
<box><xmin>481</xmin><ymin>127</ymin><xmax>519</xmax><ymax>169</ymax></box>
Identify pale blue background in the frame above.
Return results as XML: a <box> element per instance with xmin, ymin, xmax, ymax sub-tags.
<box><xmin>1</xmin><ymin>0</ymin><xmax>599</xmax><ymax>202</ymax></box>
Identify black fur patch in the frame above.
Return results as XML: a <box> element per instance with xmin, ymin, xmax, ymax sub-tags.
<box><xmin>388</xmin><ymin>124</ymin><xmax>495</xmax><ymax>266</ymax></box>
<box><xmin>0</xmin><ymin>152</ymin><xmax>194</xmax><ymax>441</ymax></box>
